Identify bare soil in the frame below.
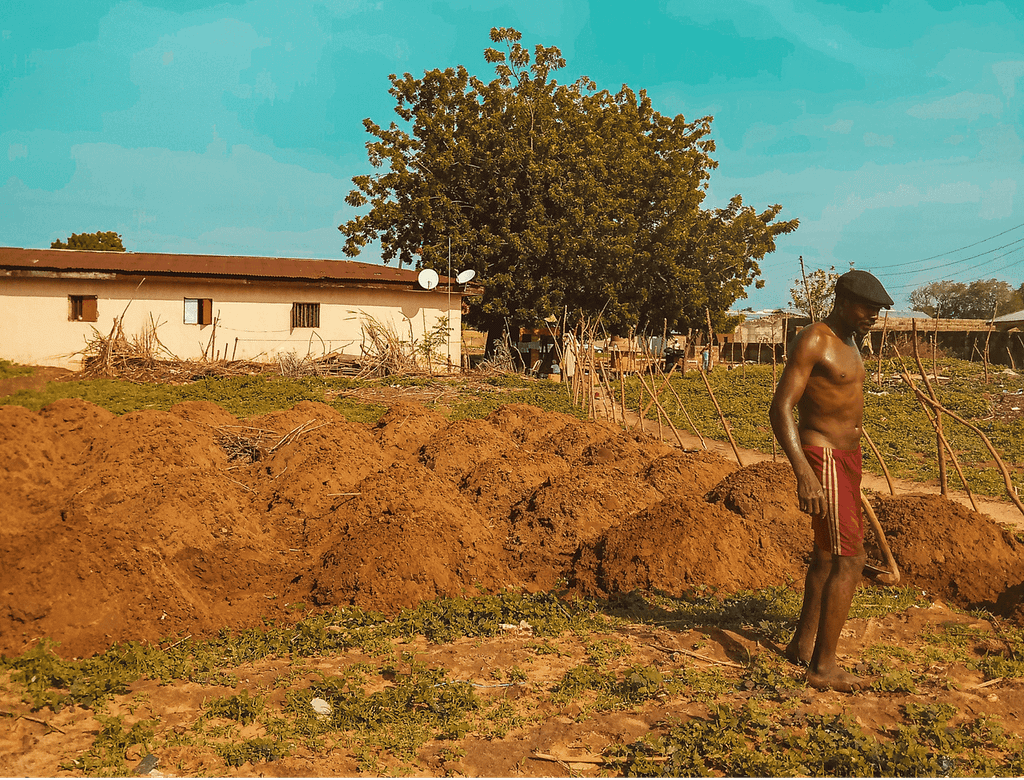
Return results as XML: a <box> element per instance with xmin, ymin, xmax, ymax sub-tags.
<box><xmin>2</xmin><ymin>389</ymin><xmax>1024</xmax><ymax>776</ymax></box>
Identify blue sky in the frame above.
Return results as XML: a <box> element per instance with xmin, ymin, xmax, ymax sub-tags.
<box><xmin>2</xmin><ymin>0</ymin><xmax>1022</xmax><ymax>311</ymax></box>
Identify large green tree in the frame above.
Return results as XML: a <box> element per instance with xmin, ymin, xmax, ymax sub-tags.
<box><xmin>51</xmin><ymin>231</ymin><xmax>126</xmax><ymax>252</ymax></box>
<box><xmin>909</xmin><ymin>279</ymin><xmax>1023</xmax><ymax>319</ymax></box>
<box><xmin>340</xmin><ymin>28</ymin><xmax>797</xmax><ymax>345</ymax></box>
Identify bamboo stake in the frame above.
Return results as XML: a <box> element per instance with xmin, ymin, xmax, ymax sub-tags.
<box><xmin>876</xmin><ymin>310</ymin><xmax>889</xmax><ymax>386</ymax></box>
<box><xmin>635</xmin><ymin>369</ymin><xmax>688</xmax><ymax>449</ymax></box>
<box><xmin>898</xmin><ymin>383</ymin><xmax>995</xmax><ymax>514</ymax></box>
<box><xmin>698</xmin><ymin>367</ymin><xmax>743</xmax><ymax>466</ymax></box>
<box><xmin>910</xmin><ymin>389</ymin><xmax>1023</xmax><ymax>516</ymax></box>
<box><xmin>619</xmin><ymin>357</ymin><xmax>628</xmax><ymax>431</ymax></box>
<box><xmin>659</xmin><ymin>367</ymin><xmax>708</xmax><ymax>449</ymax></box>
<box><xmin>705</xmin><ymin>308</ymin><xmax>715</xmax><ymax>369</ymax></box>
<box><xmin>638</xmin><ymin>345</ymin><xmax>670</xmax><ymax>418</ymax></box>
<box><xmin>627</xmin><ymin>328</ymin><xmax>646</xmax><ymax>434</ymax></box>
<box><xmin>984</xmin><ymin>304</ymin><xmax>996</xmax><ymax>383</ymax></box>
<box><xmin>913</xmin><ymin>320</ymin><xmax>947</xmax><ymax>496</ymax></box>
<box><xmin>635</xmin><ymin>364</ymin><xmax>646</xmax><ymax>434</ymax></box>
<box><xmin>799</xmin><ymin>255</ymin><xmax>816</xmax><ymax>322</ymax></box>
<box><xmin>642</xmin><ymin>363</ymin><xmax>678</xmax><ymax>419</ymax></box>
<box><xmin>782</xmin><ymin>313</ymin><xmax>788</xmax><ymax>361</ymax></box>
<box><xmin>572</xmin><ymin>322</ymin><xmax>583</xmax><ymax>408</ymax></box>
<box><xmin>639</xmin><ymin>336</ymin><xmax>667</xmax><ymax>440</ymax></box>
<box><xmin>861</xmin><ymin>428</ymin><xmax>896</xmax><ymax>496</ymax></box>
<box><xmin>598</xmin><ymin>358</ymin><xmax>619</xmax><ymax>428</ymax></box>
<box><xmin>771</xmin><ymin>321</ymin><xmax>778</xmax><ymax>461</ymax></box>
<box><xmin>895</xmin><ymin>349</ymin><xmax>980</xmax><ymax>512</ymax></box>
<box><xmin>932</xmin><ymin>306</ymin><xmax>939</xmax><ymax>381</ymax></box>
<box><xmin>587</xmin><ymin>338</ymin><xmax>596</xmax><ymax>421</ymax></box>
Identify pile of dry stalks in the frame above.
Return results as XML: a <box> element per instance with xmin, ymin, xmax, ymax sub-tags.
<box><xmin>79</xmin><ymin>315</ymin><xmax>177</xmax><ymax>380</ymax></box>
<box><xmin>73</xmin><ymin>313</ymin><xmax>474</xmax><ymax>383</ymax></box>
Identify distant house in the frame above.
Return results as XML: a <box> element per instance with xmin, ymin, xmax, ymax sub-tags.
<box><xmin>0</xmin><ymin>246</ymin><xmax>478</xmax><ymax>370</ymax></box>
<box><xmin>722</xmin><ymin>307</ymin><xmax>1024</xmax><ymax>366</ymax></box>
<box><xmin>993</xmin><ymin>309</ymin><xmax>1024</xmax><ymax>330</ymax></box>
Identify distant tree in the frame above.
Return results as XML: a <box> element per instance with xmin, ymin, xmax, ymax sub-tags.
<box><xmin>51</xmin><ymin>231</ymin><xmax>126</xmax><ymax>252</ymax></box>
<box><xmin>909</xmin><ymin>279</ymin><xmax>1021</xmax><ymax>318</ymax></box>
<box><xmin>339</xmin><ymin>27</ymin><xmax>797</xmax><ymax>347</ymax></box>
<box><xmin>789</xmin><ymin>263</ymin><xmax>839</xmax><ymax>321</ymax></box>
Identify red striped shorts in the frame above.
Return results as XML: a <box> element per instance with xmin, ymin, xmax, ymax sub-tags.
<box><xmin>802</xmin><ymin>445</ymin><xmax>864</xmax><ymax>557</ymax></box>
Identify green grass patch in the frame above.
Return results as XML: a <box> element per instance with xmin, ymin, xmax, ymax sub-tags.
<box><xmin>605</xmin><ymin>701</ymin><xmax>1024</xmax><ymax>777</ymax></box>
<box><xmin>627</xmin><ymin>358</ymin><xmax>1024</xmax><ymax>499</ymax></box>
<box><xmin>0</xmin><ymin>371</ymin><xmax>584</xmax><ymax>423</ymax></box>
<box><xmin>58</xmin><ymin>714</ymin><xmax>155</xmax><ymax>776</ymax></box>
<box><xmin>0</xmin><ymin>360</ymin><xmax>35</xmax><ymax>380</ymax></box>
<box><xmin>0</xmin><ymin>592</ymin><xmax>608</xmax><ymax>713</ymax></box>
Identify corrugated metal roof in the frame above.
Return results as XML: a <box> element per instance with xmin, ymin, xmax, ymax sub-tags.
<box><xmin>0</xmin><ymin>246</ymin><xmax>437</xmax><ymax>287</ymax></box>
<box><xmin>994</xmin><ymin>308</ymin><xmax>1024</xmax><ymax>323</ymax></box>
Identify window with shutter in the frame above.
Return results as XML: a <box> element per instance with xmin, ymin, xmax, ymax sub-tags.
<box><xmin>291</xmin><ymin>302</ymin><xmax>320</xmax><ymax>329</ymax></box>
<box><xmin>69</xmin><ymin>295</ymin><xmax>98</xmax><ymax>322</ymax></box>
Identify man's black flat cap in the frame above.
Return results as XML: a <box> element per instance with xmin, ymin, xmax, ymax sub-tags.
<box><xmin>835</xmin><ymin>269</ymin><xmax>894</xmax><ymax>309</ymax></box>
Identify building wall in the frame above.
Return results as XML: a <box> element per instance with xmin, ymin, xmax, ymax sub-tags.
<box><xmin>1</xmin><ymin>275</ymin><xmax>462</xmax><ymax>369</ymax></box>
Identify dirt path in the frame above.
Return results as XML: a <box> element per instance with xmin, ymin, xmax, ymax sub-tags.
<box><xmin>599</xmin><ymin>389</ymin><xmax>1024</xmax><ymax>530</ymax></box>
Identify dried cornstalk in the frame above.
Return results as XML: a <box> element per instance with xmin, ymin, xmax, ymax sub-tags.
<box><xmin>217</xmin><ymin>426</ymin><xmax>276</xmax><ymax>464</ymax></box>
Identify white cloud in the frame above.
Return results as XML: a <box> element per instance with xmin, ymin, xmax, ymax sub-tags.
<box><xmin>907</xmin><ymin>91</ymin><xmax>1003</xmax><ymax>121</ymax></box>
<box><xmin>992</xmin><ymin>60</ymin><xmax>1024</xmax><ymax>100</ymax></box>
<box><xmin>0</xmin><ymin>138</ymin><xmax>353</xmax><ymax>257</ymax></box>
<box><xmin>825</xmin><ymin>119</ymin><xmax>853</xmax><ymax>134</ymax></box>
<box><xmin>8</xmin><ymin>143</ymin><xmax>28</xmax><ymax>161</ymax></box>
<box><xmin>334</xmin><ymin>30</ymin><xmax>411</xmax><ymax>60</ymax></box>
<box><xmin>743</xmin><ymin>123</ymin><xmax>778</xmax><ymax>146</ymax></box>
<box><xmin>863</xmin><ymin>132</ymin><xmax>894</xmax><ymax>147</ymax></box>
<box><xmin>980</xmin><ymin>178</ymin><xmax>1016</xmax><ymax>220</ymax></box>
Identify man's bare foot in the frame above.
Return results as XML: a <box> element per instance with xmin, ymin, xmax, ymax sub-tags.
<box><xmin>784</xmin><ymin>640</ymin><xmax>811</xmax><ymax>668</ymax></box>
<box><xmin>806</xmin><ymin>666</ymin><xmax>870</xmax><ymax>692</ymax></box>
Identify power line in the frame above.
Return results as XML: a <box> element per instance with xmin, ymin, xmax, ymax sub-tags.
<box><xmin>883</xmin><ymin>245</ymin><xmax>1024</xmax><ymax>292</ymax></box>
<box><xmin>870</xmin><ymin>220</ymin><xmax>1024</xmax><ymax>271</ymax></box>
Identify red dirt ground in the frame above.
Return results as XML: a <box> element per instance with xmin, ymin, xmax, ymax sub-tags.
<box><xmin>2</xmin><ymin>397</ymin><xmax>1023</xmax><ymax>661</ymax></box>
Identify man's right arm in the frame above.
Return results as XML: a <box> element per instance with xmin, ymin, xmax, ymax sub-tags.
<box><xmin>769</xmin><ymin>328</ymin><xmax>828</xmax><ymax>517</ymax></box>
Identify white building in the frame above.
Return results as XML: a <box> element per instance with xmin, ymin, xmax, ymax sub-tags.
<box><xmin>0</xmin><ymin>246</ymin><xmax>476</xmax><ymax>370</ymax></box>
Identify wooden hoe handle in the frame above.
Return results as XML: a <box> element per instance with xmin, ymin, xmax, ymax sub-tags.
<box><xmin>861</xmin><ymin>491</ymin><xmax>901</xmax><ymax>586</ymax></box>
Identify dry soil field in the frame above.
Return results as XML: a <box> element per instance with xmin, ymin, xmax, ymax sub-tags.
<box><xmin>2</xmin><ymin>383</ymin><xmax>1024</xmax><ymax>776</ymax></box>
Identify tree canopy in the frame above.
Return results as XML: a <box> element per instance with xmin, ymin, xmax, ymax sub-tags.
<box><xmin>909</xmin><ymin>279</ymin><xmax>1023</xmax><ymax>319</ymax></box>
<box><xmin>339</xmin><ymin>28</ymin><xmax>798</xmax><ymax>342</ymax></box>
<box><xmin>788</xmin><ymin>262</ymin><xmax>839</xmax><ymax>321</ymax></box>
<box><xmin>51</xmin><ymin>231</ymin><xmax>126</xmax><ymax>252</ymax></box>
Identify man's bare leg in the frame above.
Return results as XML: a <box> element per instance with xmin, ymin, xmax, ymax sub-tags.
<box><xmin>805</xmin><ymin>550</ymin><xmax>868</xmax><ymax>692</ymax></box>
<box><xmin>785</xmin><ymin>545</ymin><xmax>831</xmax><ymax>666</ymax></box>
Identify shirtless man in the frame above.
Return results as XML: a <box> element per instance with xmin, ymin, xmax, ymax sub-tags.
<box><xmin>769</xmin><ymin>269</ymin><xmax>893</xmax><ymax>692</ymax></box>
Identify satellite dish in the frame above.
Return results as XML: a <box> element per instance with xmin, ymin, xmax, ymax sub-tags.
<box><xmin>456</xmin><ymin>269</ymin><xmax>476</xmax><ymax>284</ymax></box>
<box><xmin>417</xmin><ymin>268</ymin><xmax>439</xmax><ymax>290</ymax></box>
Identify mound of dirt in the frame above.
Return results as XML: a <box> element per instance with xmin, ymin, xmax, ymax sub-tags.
<box><xmin>571</xmin><ymin>461</ymin><xmax>811</xmax><ymax>597</ymax></box>
<box><xmin>874</xmin><ymin>494</ymin><xmax>1024</xmax><ymax>612</ymax></box>
<box><xmin>2</xmin><ymin>397</ymin><xmax>1023</xmax><ymax>659</ymax></box>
